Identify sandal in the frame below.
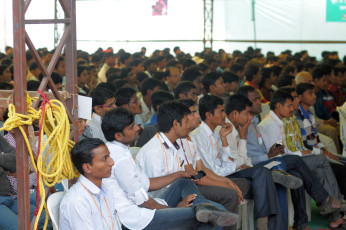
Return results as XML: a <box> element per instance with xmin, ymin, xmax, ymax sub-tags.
<box><xmin>320</xmin><ymin>197</ymin><xmax>343</xmax><ymax>215</ymax></box>
<box><xmin>330</xmin><ymin>223</ymin><xmax>346</xmax><ymax>230</ymax></box>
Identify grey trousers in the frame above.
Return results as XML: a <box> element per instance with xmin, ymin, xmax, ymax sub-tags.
<box><xmin>302</xmin><ymin>154</ymin><xmax>343</xmax><ymax>200</ymax></box>
<box><xmin>302</xmin><ymin>154</ymin><xmax>343</xmax><ymax>222</ymax></box>
<box><xmin>197</xmin><ymin>178</ymin><xmax>251</xmax><ymax>230</ymax></box>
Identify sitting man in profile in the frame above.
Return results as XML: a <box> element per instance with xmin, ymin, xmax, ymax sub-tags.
<box><xmin>59</xmin><ymin>138</ymin><xmax>120</xmax><ymax>230</ymax></box>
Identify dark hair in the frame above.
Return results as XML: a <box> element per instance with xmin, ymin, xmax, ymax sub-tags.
<box><xmin>199</xmin><ymin>95</ymin><xmax>224</xmax><ymax>121</ymax></box>
<box><xmin>230</xmin><ymin>63</ymin><xmax>244</xmax><ymax>73</ymax></box>
<box><xmin>106</xmin><ymin>68</ymin><xmax>121</xmax><ymax>82</ymax></box>
<box><xmin>111</xmin><ymin>79</ymin><xmax>128</xmax><ymax>92</ymax></box>
<box><xmin>245</xmin><ymin>63</ymin><xmax>261</xmax><ymax>82</ymax></box>
<box><xmin>259</xmin><ymin>68</ymin><xmax>272</xmax><ymax>88</ymax></box>
<box><xmin>269</xmin><ymin>89</ymin><xmax>293</xmax><ymax>110</ymax></box>
<box><xmin>225</xmin><ymin>94</ymin><xmax>252</xmax><ymax>115</ymax></box>
<box><xmin>223</xmin><ymin>71</ymin><xmax>239</xmax><ymax>84</ymax></box>
<box><xmin>181</xmin><ymin>67</ymin><xmax>201</xmax><ymax>82</ymax></box>
<box><xmin>95</xmin><ymin>82</ymin><xmax>116</xmax><ymax>92</ymax></box>
<box><xmin>177</xmin><ymin>99</ymin><xmax>195</xmax><ymax>108</ymax></box>
<box><xmin>120</xmin><ymin>68</ymin><xmax>131</xmax><ymax>79</ymax></box>
<box><xmin>129</xmin><ymin>59</ymin><xmax>143</xmax><ymax>69</ymax></box>
<box><xmin>27</xmin><ymin>80</ymin><xmax>41</xmax><ymax>91</ymax></box>
<box><xmin>55</xmin><ymin>57</ymin><xmax>65</xmax><ymax>70</ymax></box>
<box><xmin>0</xmin><ymin>65</ymin><xmax>9</xmax><ymax>76</ymax></box>
<box><xmin>143</xmin><ymin>59</ymin><xmax>156</xmax><ymax>70</ymax></box>
<box><xmin>151</xmin><ymin>90</ymin><xmax>175</xmax><ymax>112</ymax></box>
<box><xmin>140</xmin><ymin>78</ymin><xmax>162</xmax><ymax>96</ymax></box>
<box><xmin>29</xmin><ymin>61</ymin><xmax>39</xmax><ymax>71</ymax></box>
<box><xmin>0</xmin><ymin>82</ymin><xmax>13</xmax><ymax>90</ymax></box>
<box><xmin>296</xmin><ymin>83</ymin><xmax>315</xmax><ymax>96</ymax></box>
<box><xmin>51</xmin><ymin>72</ymin><xmax>63</xmax><ymax>85</ymax></box>
<box><xmin>136</xmin><ymin>72</ymin><xmax>148</xmax><ymax>83</ymax></box>
<box><xmin>70</xmin><ymin>138</ymin><xmax>105</xmax><ymax>175</ymax></box>
<box><xmin>279</xmin><ymin>86</ymin><xmax>295</xmax><ymax>95</ymax></box>
<box><xmin>114</xmin><ymin>87</ymin><xmax>136</xmax><ymax>107</ymax></box>
<box><xmin>278</xmin><ymin>74</ymin><xmax>295</xmax><ymax>88</ymax></box>
<box><xmin>201</xmin><ymin>71</ymin><xmax>222</xmax><ymax>93</ymax></box>
<box><xmin>236</xmin><ymin>85</ymin><xmax>256</xmax><ymax>98</ymax></box>
<box><xmin>182</xmin><ymin>59</ymin><xmax>196</xmax><ymax>70</ymax></box>
<box><xmin>152</xmin><ymin>71</ymin><xmax>168</xmax><ymax>81</ymax></box>
<box><xmin>157</xmin><ymin>101</ymin><xmax>191</xmax><ymax>133</ymax></box>
<box><xmin>119</xmin><ymin>53</ymin><xmax>131</xmax><ymax>64</ymax></box>
<box><xmin>311</xmin><ymin>67</ymin><xmax>326</xmax><ymax>80</ymax></box>
<box><xmin>174</xmin><ymin>81</ymin><xmax>196</xmax><ymax>99</ymax></box>
<box><xmin>77</xmin><ymin>65</ymin><xmax>89</xmax><ymax>77</ymax></box>
<box><xmin>90</xmin><ymin>87</ymin><xmax>114</xmax><ymax>112</ymax></box>
<box><xmin>271</xmin><ymin>66</ymin><xmax>282</xmax><ymax>77</ymax></box>
<box><xmin>101</xmin><ymin>107</ymin><xmax>134</xmax><ymax>142</ymax></box>
<box><xmin>282</xmin><ymin>65</ymin><xmax>297</xmax><ymax>75</ymax></box>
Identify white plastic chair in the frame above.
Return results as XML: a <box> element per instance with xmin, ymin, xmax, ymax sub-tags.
<box><xmin>237</xmin><ymin>199</ymin><xmax>255</xmax><ymax>230</ymax></box>
<box><xmin>47</xmin><ymin>191</ymin><xmax>66</xmax><ymax>230</ymax></box>
<box><xmin>337</xmin><ymin>103</ymin><xmax>346</xmax><ymax>156</ymax></box>
<box><xmin>61</xmin><ymin>179</ymin><xmax>69</xmax><ymax>191</ymax></box>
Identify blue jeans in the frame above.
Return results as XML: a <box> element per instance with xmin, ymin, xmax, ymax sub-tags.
<box><xmin>0</xmin><ymin>193</ymin><xmax>52</xmax><ymax>230</ymax></box>
<box><xmin>155</xmin><ymin>178</ymin><xmax>225</xmax><ymax>230</ymax></box>
<box><xmin>143</xmin><ymin>207</ymin><xmax>214</xmax><ymax>230</ymax></box>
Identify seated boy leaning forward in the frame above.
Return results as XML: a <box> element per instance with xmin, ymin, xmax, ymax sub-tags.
<box><xmin>59</xmin><ymin>138</ymin><xmax>120</xmax><ymax>230</ymax></box>
<box><xmin>101</xmin><ymin>107</ymin><xmax>238</xmax><ymax>230</ymax></box>
<box><xmin>136</xmin><ymin>100</ymin><xmax>246</xmax><ymax>230</ymax></box>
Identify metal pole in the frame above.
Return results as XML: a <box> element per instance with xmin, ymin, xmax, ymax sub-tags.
<box><xmin>13</xmin><ymin>0</ymin><xmax>31</xmax><ymax>228</ymax></box>
<box><xmin>251</xmin><ymin>0</ymin><xmax>257</xmax><ymax>49</ymax></box>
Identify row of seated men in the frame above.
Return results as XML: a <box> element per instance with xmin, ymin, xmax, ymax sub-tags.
<box><xmin>57</xmin><ymin>82</ymin><xmax>346</xmax><ymax>230</ymax></box>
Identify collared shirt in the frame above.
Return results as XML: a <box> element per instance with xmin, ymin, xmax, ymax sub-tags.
<box><xmin>59</xmin><ymin>175</ymin><xmax>120</xmax><ymax>230</ymax></box>
<box><xmin>294</xmin><ymin>105</ymin><xmax>325</xmax><ymax>151</ymax></box>
<box><xmin>139</xmin><ymin>97</ymin><xmax>155</xmax><ymax>125</ymax></box>
<box><xmin>98</xmin><ymin>63</ymin><xmax>110</xmax><ymax>83</ymax></box>
<box><xmin>87</xmin><ymin>113</ymin><xmax>107</xmax><ymax>143</ymax></box>
<box><xmin>216</xmin><ymin>118</ymin><xmax>252</xmax><ymax>168</ymax></box>
<box><xmin>103</xmin><ymin>141</ymin><xmax>155</xmax><ymax>230</ymax></box>
<box><xmin>136</xmin><ymin>132</ymin><xmax>184</xmax><ymax>197</ymax></box>
<box><xmin>190</xmin><ymin>121</ymin><xmax>236</xmax><ymax>177</ymax></box>
<box><xmin>258</xmin><ymin>110</ymin><xmax>302</xmax><ymax>156</ymax></box>
<box><xmin>314</xmin><ymin>89</ymin><xmax>336</xmax><ymax>120</ymax></box>
<box><xmin>246</xmin><ymin>116</ymin><xmax>269</xmax><ymax>165</ymax></box>
<box><xmin>177</xmin><ymin>137</ymin><xmax>201</xmax><ymax>170</ymax></box>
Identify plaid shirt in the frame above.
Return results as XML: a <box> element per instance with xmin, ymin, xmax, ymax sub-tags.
<box><xmin>294</xmin><ymin>105</ymin><xmax>325</xmax><ymax>151</ymax></box>
<box><xmin>4</xmin><ymin>133</ymin><xmax>37</xmax><ymax>199</ymax></box>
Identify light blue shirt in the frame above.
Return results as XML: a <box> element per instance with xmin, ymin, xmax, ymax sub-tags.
<box><xmin>246</xmin><ymin>115</ymin><xmax>269</xmax><ymax>165</ymax></box>
<box><xmin>59</xmin><ymin>175</ymin><xmax>120</xmax><ymax>230</ymax></box>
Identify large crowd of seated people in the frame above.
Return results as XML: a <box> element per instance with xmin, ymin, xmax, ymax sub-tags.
<box><xmin>0</xmin><ymin>45</ymin><xmax>346</xmax><ymax>230</ymax></box>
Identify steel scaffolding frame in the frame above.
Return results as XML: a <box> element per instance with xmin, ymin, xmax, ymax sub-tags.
<box><xmin>12</xmin><ymin>0</ymin><xmax>77</xmax><ymax>228</ymax></box>
<box><xmin>203</xmin><ymin>0</ymin><xmax>214</xmax><ymax>50</ymax></box>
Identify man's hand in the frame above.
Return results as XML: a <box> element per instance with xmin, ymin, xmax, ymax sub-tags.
<box><xmin>226</xmin><ymin>179</ymin><xmax>244</xmax><ymax>203</ymax></box>
<box><xmin>176</xmin><ymin>194</ymin><xmax>197</xmax><ymax>208</ymax></box>
<box><xmin>301</xmin><ymin>150</ymin><xmax>312</xmax><ymax>156</ymax></box>
<box><xmin>325</xmin><ymin>118</ymin><xmax>337</xmax><ymax>127</ymax></box>
<box><xmin>238</xmin><ymin>164</ymin><xmax>250</xmax><ymax>169</ymax></box>
<box><xmin>180</xmin><ymin>170</ymin><xmax>198</xmax><ymax>179</ymax></box>
<box><xmin>238</xmin><ymin>115</ymin><xmax>253</xmax><ymax>139</ymax></box>
<box><xmin>322</xmin><ymin>149</ymin><xmax>339</xmax><ymax>161</ymax></box>
<box><xmin>268</xmin><ymin>144</ymin><xmax>285</xmax><ymax>159</ymax></box>
<box><xmin>219</xmin><ymin>123</ymin><xmax>233</xmax><ymax>139</ymax></box>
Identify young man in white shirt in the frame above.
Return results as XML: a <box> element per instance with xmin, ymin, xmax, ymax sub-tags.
<box><xmin>101</xmin><ymin>108</ymin><xmax>237</xmax><ymax>230</ymax></box>
<box><xmin>190</xmin><ymin>95</ymin><xmax>286</xmax><ymax>230</ymax></box>
<box><xmin>88</xmin><ymin>87</ymin><xmax>116</xmax><ymax>143</ymax></box>
<box><xmin>178</xmin><ymin>99</ymin><xmax>249</xmax><ymax>230</ymax></box>
<box><xmin>59</xmin><ymin>138</ymin><xmax>120</xmax><ymax>230</ymax></box>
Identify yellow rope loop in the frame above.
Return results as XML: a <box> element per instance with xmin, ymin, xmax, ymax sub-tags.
<box><xmin>0</xmin><ymin>94</ymin><xmax>78</xmax><ymax>230</ymax></box>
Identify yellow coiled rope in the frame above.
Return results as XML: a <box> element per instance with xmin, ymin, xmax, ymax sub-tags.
<box><xmin>0</xmin><ymin>93</ymin><xmax>78</xmax><ymax>230</ymax></box>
